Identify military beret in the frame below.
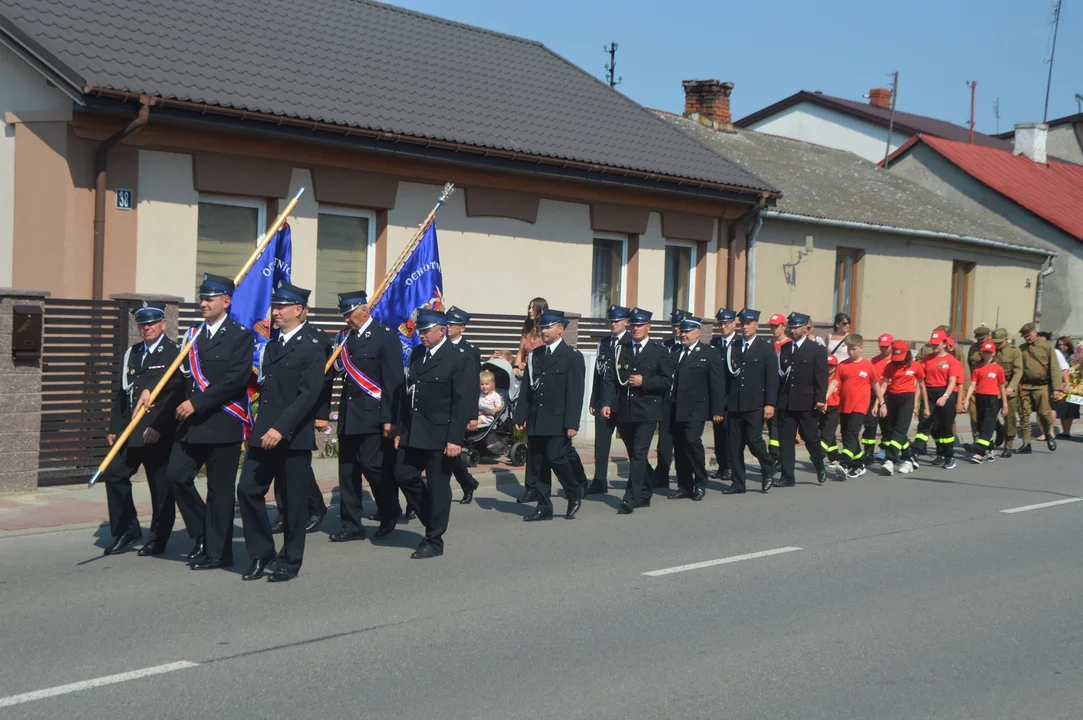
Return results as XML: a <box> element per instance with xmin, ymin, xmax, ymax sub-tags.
<box><xmin>1019</xmin><ymin>322</ymin><xmax>1037</xmax><ymax>335</ymax></box>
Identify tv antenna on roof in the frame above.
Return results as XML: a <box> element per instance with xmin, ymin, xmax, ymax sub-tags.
<box><xmin>1043</xmin><ymin>0</ymin><xmax>1062</xmax><ymax>122</ymax></box>
<box><xmin>994</xmin><ymin>97</ymin><xmax>1001</xmax><ymax>135</ymax></box>
<box><xmin>604</xmin><ymin>42</ymin><xmax>622</xmax><ymax>89</ymax></box>
<box><xmin>1076</xmin><ymin>93</ymin><xmax>1083</xmax><ymax>113</ymax></box>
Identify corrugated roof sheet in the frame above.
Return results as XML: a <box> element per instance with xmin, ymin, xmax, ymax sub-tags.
<box><xmin>0</xmin><ymin>0</ymin><xmax>774</xmax><ymax>193</ymax></box>
<box><xmin>658</xmin><ymin>112</ymin><xmax>1055</xmax><ymax>255</ymax></box>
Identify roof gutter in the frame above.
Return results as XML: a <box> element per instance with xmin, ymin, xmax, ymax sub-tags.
<box><xmin>727</xmin><ymin>195</ymin><xmax>767</xmax><ymax>309</ymax></box>
<box><xmin>761</xmin><ymin>210</ymin><xmax>1055</xmax><ymax>258</ymax></box>
<box><xmin>86</xmin><ymin>87</ymin><xmax>776</xmax><ymax>202</ymax></box>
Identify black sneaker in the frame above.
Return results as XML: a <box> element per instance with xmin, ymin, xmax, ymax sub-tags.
<box><xmin>930</xmin><ymin>456</ymin><xmax>946</xmax><ymax>468</ymax></box>
<box><xmin>942</xmin><ymin>458</ymin><xmax>957</xmax><ymax>470</ymax></box>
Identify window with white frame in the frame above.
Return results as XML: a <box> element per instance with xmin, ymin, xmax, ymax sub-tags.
<box><xmin>316</xmin><ymin>208</ymin><xmax>376</xmax><ymax>308</ymax></box>
<box><xmin>195</xmin><ymin>196</ymin><xmax>266</xmax><ymax>295</ymax></box>
<box><xmin>663</xmin><ymin>242</ymin><xmax>696</xmax><ymax>314</ymax></box>
<box><xmin>591</xmin><ymin>235</ymin><xmax>626</xmax><ymax>317</ymax></box>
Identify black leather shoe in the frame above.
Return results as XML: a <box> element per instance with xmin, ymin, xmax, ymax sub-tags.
<box><xmin>367</xmin><ymin>512</ymin><xmax>381</xmax><ymax>521</ymax></box>
<box><xmin>1000</xmin><ymin>447</ymin><xmax>1013</xmax><ymax>458</ymax></box>
<box><xmin>693</xmin><ymin>484</ymin><xmax>706</xmax><ymax>501</ymax></box>
<box><xmin>721</xmin><ymin>469</ymin><xmax>733</xmax><ymax>482</ymax></box>
<box><xmin>817</xmin><ymin>468</ymin><xmax>828</xmax><ymax>484</ymax></box>
<box><xmin>523</xmin><ymin>508</ymin><xmax>553</xmax><ymax>522</ymax></box>
<box><xmin>305</xmin><ymin>511</ymin><xmax>326</xmax><ymax>534</ymax></box>
<box><xmin>103</xmin><ymin>530</ymin><xmax>142</xmax><ymax>556</ymax></box>
<box><xmin>1017</xmin><ymin>443</ymin><xmax>1033</xmax><ymax>454</ymax></box>
<box><xmin>137</xmin><ymin>543</ymin><xmax>166</xmax><ymax>557</ymax></box>
<box><xmin>270</xmin><ymin>517</ymin><xmax>285</xmax><ymax>534</ymax></box>
<box><xmin>761</xmin><ymin>474</ymin><xmax>774</xmax><ymax>493</ymax></box>
<box><xmin>329</xmin><ymin>530</ymin><xmax>366</xmax><ymax>543</ymax></box>
<box><xmin>722</xmin><ymin>486</ymin><xmax>745</xmax><ymax>495</ymax></box>
<box><xmin>1048</xmin><ymin>437</ymin><xmax>1058</xmax><ymax>452</ymax></box>
<box><xmin>460</xmin><ymin>479</ymin><xmax>479</xmax><ymax>505</ymax></box>
<box><xmin>617</xmin><ymin>501</ymin><xmax>634</xmax><ymax>514</ymax></box>
<box><xmin>565</xmin><ymin>498</ymin><xmax>582</xmax><ymax>519</ymax></box>
<box><xmin>242</xmin><ymin>557</ymin><xmax>274</xmax><ymax>581</ymax></box>
<box><xmin>373</xmin><ymin>523</ymin><xmax>396</xmax><ymax>539</ymax></box>
<box><xmin>710</xmin><ymin>468</ymin><xmax>722</xmax><ymax>479</ymax></box>
<box><xmin>185</xmin><ymin>537</ymin><xmax>205</xmax><ymax>562</ymax></box>
<box><xmin>411</xmin><ymin>543</ymin><xmax>443</xmax><ymax>559</ymax></box>
<box><xmin>405</xmin><ymin>509</ymin><xmax>416</xmax><ymax>521</ymax></box>
<box><xmin>668</xmin><ymin>488</ymin><xmax>692</xmax><ymax>500</ymax></box>
<box><xmin>190</xmin><ymin>557</ymin><xmax>230</xmax><ymax>570</ymax></box>
<box><xmin>637</xmin><ymin>497</ymin><xmax>652</xmax><ymax>508</ymax></box>
<box><xmin>268</xmin><ymin>567</ymin><xmax>297</xmax><ymax>582</ymax></box>
<box><xmin>516</xmin><ymin>491</ymin><xmax>540</xmax><ymax>504</ymax></box>
<box><xmin>775</xmin><ymin>479</ymin><xmax>795</xmax><ymax>488</ymax></box>
<box><xmin>584</xmin><ymin>481</ymin><xmax>609</xmax><ymax>495</ymax></box>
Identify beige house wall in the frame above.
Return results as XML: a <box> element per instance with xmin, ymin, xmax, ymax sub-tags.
<box><xmin>135</xmin><ymin>150</ymin><xmax>199</xmax><ymax>299</ymax></box>
<box><xmin>285</xmin><ymin>167</ymin><xmax>318</xmax><ymax>292</ymax></box>
<box><xmin>754</xmin><ymin>219</ymin><xmax>1043</xmax><ymax>342</ymax></box>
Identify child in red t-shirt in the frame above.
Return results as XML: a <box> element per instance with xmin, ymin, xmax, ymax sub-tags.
<box><xmin>878</xmin><ymin>340</ymin><xmax>929</xmax><ymax>475</ymax></box>
<box><xmin>826</xmin><ymin>335</ymin><xmax>886</xmax><ymax>479</ymax></box>
<box><xmin>960</xmin><ymin>340</ymin><xmax>1008</xmax><ymax>463</ymax></box>
<box><xmin>918</xmin><ymin>331</ymin><xmax>965</xmax><ymax>469</ymax></box>
<box><xmin>819</xmin><ymin>356</ymin><xmax>842</xmax><ymax>467</ymax></box>
<box><xmin>863</xmin><ymin>333</ymin><xmax>895</xmax><ymax>467</ymax></box>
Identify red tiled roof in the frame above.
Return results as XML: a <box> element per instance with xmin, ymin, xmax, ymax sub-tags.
<box><xmin>916</xmin><ymin>135</ymin><xmax>1083</xmax><ymax>242</ymax></box>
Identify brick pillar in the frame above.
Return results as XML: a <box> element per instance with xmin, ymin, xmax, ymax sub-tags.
<box><xmin>0</xmin><ymin>289</ymin><xmax>49</xmax><ymax>493</ymax></box>
<box><xmin>109</xmin><ymin>293</ymin><xmax>184</xmax><ymax>340</ymax></box>
<box><xmin>564</xmin><ymin>312</ymin><xmax>582</xmax><ymax>346</ymax></box>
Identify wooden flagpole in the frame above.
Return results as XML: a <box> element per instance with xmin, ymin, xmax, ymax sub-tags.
<box><xmin>88</xmin><ymin>188</ymin><xmax>307</xmax><ymax>487</ymax></box>
<box><xmin>324</xmin><ymin>183</ymin><xmax>455</xmax><ymax>372</ymax></box>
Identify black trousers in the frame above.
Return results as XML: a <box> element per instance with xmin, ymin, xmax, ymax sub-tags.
<box><xmin>617</xmin><ymin>421</ymin><xmax>656</xmax><ymax>506</ymax></box>
<box><xmin>839</xmin><ymin>412</ymin><xmax>866</xmax><ymax>469</ymax></box>
<box><xmin>592</xmin><ymin>414</ymin><xmax>617</xmax><ymax>485</ymax></box>
<box><xmin>712</xmin><ymin>417</ymin><xmax>730</xmax><ymax>474</ymax></box>
<box><xmin>926</xmin><ymin>388</ymin><xmax>957</xmax><ymax>460</ymax></box>
<box><xmin>528</xmin><ymin>434</ymin><xmax>582</xmax><ymax>513</ymax></box>
<box><xmin>168</xmin><ymin>441</ymin><xmax>242</xmax><ymax>562</ymax></box>
<box><xmin>273</xmin><ymin>468</ymin><xmax>325</xmax><ymax>519</ymax></box>
<box><xmin>237</xmin><ymin>447</ymin><xmax>310</xmax><ymax>573</ymax></box>
<box><xmin>395</xmin><ymin>446</ymin><xmax>453</xmax><ymax>551</ymax></box>
<box><xmin>338</xmin><ymin>433</ymin><xmax>400</xmax><ymax>532</ymax></box>
<box><xmin>767</xmin><ymin>415</ymin><xmax>781</xmax><ymax>464</ymax></box>
<box><xmin>861</xmin><ymin>397</ymin><xmax>883</xmax><ymax>464</ymax></box>
<box><xmin>819</xmin><ymin>407</ymin><xmax>840</xmax><ymax>461</ymax></box>
<box><xmin>727</xmin><ymin>409</ymin><xmax>772</xmax><ymax>492</ymax></box>
<box><xmin>975</xmin><ymin>394</ymin><xmax>1000</xmax><ymax>454</ymax></box>
<box><xmin>778</xmin><ymin>408</ymin><xmax>825</xmax><ymax>483</ymax></box>
<box><xmin>883</xmin><ymin>393</ymin><xmax>916</xmax><ymax>464</ymax></box>
<box><xmin>103</xmin><ymin>442</ymin><xmax>175</xmax><ymax>545</ymax></box>
<box><xmin>450</xmin><ymin>452</ymin><xmax>477</xmax><ymax>493</ymax></box>
<box><xmin>650</xmin><ymin>396</ymin><xmax>674</xmax><ymax>485</ymax></box>
<box><xmin>914</xmin><ymin>388</ymin><xmax>944</xmax><ymax>453</ymax></box>
<box><xmin>672</xmin><ymin>419</ymin><xmax>708</xmax><ymax>493</ymax></box>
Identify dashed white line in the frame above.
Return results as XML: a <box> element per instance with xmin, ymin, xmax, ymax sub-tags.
<box><xmin>643</xmin><ymin>546</ymin><xmax>803</xmax><ymax>577</ymax></box>
<box><xmin>0</xmin><ymin>661</ymin><xmax>199</xmax><ymax>709</ymax></box>
<box><xmin>1000</xmin><ymin>498</ymin><xmax>1082</xmax><ymax>514</ymax></box>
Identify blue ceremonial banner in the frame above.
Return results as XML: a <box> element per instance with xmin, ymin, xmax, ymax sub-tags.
<box><xmin>372</xmin><ymin>222</ymin><xmax>443</xmax><ymax>365</ymax></box>
<box><xmin>231</xmin><ymin>223</ymin><xmax>293</xmax><ymax>367</ymax></box>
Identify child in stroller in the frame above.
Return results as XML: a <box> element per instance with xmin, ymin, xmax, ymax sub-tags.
<box><xmin>463</xmin><ymin>358</ymin><xmax>528</xmax><ymax>467</ymax></box>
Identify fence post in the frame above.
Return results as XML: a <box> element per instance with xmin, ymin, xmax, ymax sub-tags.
<box><xmin>565</xmin><ymin>312</ymin><xmax>582</xmax><ymax>346</ymax></box>
<box><xmin>109</xmin><ymin>294</ymin><xmax>185</xmax><ymax>342</ymax></box>
<box><xmin>0</xmin><ymin>289</ymin><xmax>49</xmax><ymax>493</ymax></box>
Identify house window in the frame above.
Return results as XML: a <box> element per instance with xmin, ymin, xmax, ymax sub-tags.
<box><xmin>316</xmin><ymin>209</ymin><xmax>376</xmax><ymax>308</ymax></box>
<box><xmin>833</xmin><ymin>248</ymin><xmax>861</xmax><ymax>324</ymax></box>
<box><xmin>950</xmin><ymin>261</ymin><xmax>973</xmax><ymax>337</ymax></box>
<box><xmin>663</xmin><ymin>243</ymin><xmax>696</xmax><ymax>314</ymax></box>
<box><xmin>195</xmin><ymin>197</ymin><xmax>266</xmax><ymax>295</ymax></box>
<box><xmin>591</xmin><ymin>236</ymin><xmax>626</xmax><ymax>317</ymax></box>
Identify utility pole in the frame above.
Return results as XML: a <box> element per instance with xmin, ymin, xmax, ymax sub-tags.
<box><xmin>1075</xmin><ymin>93</ymin><xmax>1082</xmax><ymax>113</ymax></box>
<box><xmin>1044</xmin><ymin>0</ymin><xmax>1062</xmax><ymax>122</ymax></box>
<box><xmin>967</xmin><ymin>80</ymin><xmax>977</xmax><ymax>143</ymax></box>
<box><xmin>604</xmin><ymin>42</ymin><xmax>621</xmax><ymax>89</ymax></box>
<box><xmin>993</xmin><ymin>97</ymin><xmax>1000</xmax><ymax>135</ymax></box>
<box><xmin>882</xmin><ymin>71</ymin><xmax>899</xmax><ymax>167</ymax></box>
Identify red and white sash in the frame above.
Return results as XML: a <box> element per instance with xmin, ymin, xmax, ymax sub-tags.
<box><xmin>185</xmin><ymin>326</ymin><xmax>254</xmax><ymax>440</ymax></box>
<box><xmin>338</xmin><ymin>332</ymin><xmax>383</xmax><ymax>401</ymax></box>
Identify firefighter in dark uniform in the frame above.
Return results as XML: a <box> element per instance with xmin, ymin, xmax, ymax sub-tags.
<box><xmin>647</xmin><ymin>309</ymin><xmax>689</xmax><ymax>489</ymax></box>
<box><xmin>724</xmin><ymin>308</ymin><xmax>779</xmax><ymax>494</ymax></box>
<box><xmin>775</xmin><ymin>312</ymin><xmax>829</xmax><ymax>486</ymax></box>
<box><xmin>331</xmin><ymin>290</ymin><xmax>406</xmax><ymax>543</ymax></box>
<box><xmin>709</xmin><ymin>308</ymin><xmax>738</xmax><ymax>480</ymax></box>
<box><xmin>667</xmin><ymin>316</ymin><xmax>726</xmax><ymax>501</ymax></box>
<box><xmin>514</xmin><ymin>309</ymin><xmax>586</xmax><ymax>522</ymax></box>
<box><xmin>585</xmin><ymin>305</ymin><xmax>631</xmax><ymax>495</ymax></box>
<box><xmin>101</xmin><ymin>301</ymin><xmax>184</xmax><ymax>556</ymax></box>
<box><xmin>236</xmin><ymin>282</ymin><xmax>326</xmax><ymax>582</ymax></box>
<box><xmin>394</xmin><ymin>309</ymin><xmax>474</xmax><ymax>559</ymax></box>
<box><xmin>168</xmin><ymin>273</ymin><xmax>256</xmax><ymax>570</ymax></box>
<box><xmin>600</xmin><ymin>308</ymin><xmax>673</xmax><ymax>514</ymax></box>
<box><xmin>446</xmin><ymin>306</ymin><xmax>482</xmax><ymax>504</ymax></box>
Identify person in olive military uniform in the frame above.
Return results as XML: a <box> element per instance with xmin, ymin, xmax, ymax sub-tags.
<box><xmin>395</xmin><ymin>309</ymin><xmax>474</xmax><ymax>559</ymax></box>
<box><xmin>993</xmin><ymin>327</ymin><xmax>1024</xmax><ymax>457</ymax></box>
<box><xmin>101</xmin><ymin>302</ymin><xmax>184</xmax><ymax>556</ymax></box>
<box><xmin>647</xmin><ymin>309</ymin><xmax>689</xmax><ymax>489</ymax></box>
<box><xmin>1017</xmin><ymin>322</ymin><xmax>1063</xmax><ymax>453</ymax></box>
<box><xmin>167</xmin><ymin>273</ymin><xmax>256</xmax><ymax>570</ymax></box>
<box><xmin>445</xmin><ymin>306</ymin><xmax>483</xmax><ymax>503</ymax></box>
<box><xmin>709</xmin><ymin>308</ymin><xmax>739</xmax><ymax>480</ymax></box>
<box><xmin>514</xmin><ymin>309</ymin><xmax>586</xmax><ymax>522</ymax></box>
<box><xmin>724</xmin><ymin>308</ymin><xmax>779</xmax><ymax>494</ymax></box>
<box><xmin>236</xmin><ymin>283</ymin><xmax>327</xmax><ymax>582</ymax></box>
<box><xmin>667</xmin><ymin>316</ymin><xmax>726</xmax><ymax>501</ymax></box>
<box><xmin>775</xmin><ymin>312</ymin><xmax>829</xmax><ymax>486</ymax></box>
<box><xmin>586</xmin><ymin>305</ymin><xmax>632</xmax><ymax>495</ymax></box>
<box><xmin>331</xmin><ymin>290</ymin><xmax>406</xmax><ymax>543</ymax></box>
<box><xmin>600</xmin><ymin>308</ymin><xmax>673</xmax><ymax>514</ymax></box>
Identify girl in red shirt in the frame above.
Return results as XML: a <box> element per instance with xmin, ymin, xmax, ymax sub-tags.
<box><xmin>918</xmin><ymin>331</ymin><xmax>964</xmax><ymax>469</ymax></box>
<box><xmin>960</xmin><ymin>340</ymin><xmax>1008</xmax><ymax>463</ymax></box>
<box><xmin>819</xmin><ymin>356</ymin><xmax>841</xmax><ymax>468</ymax></box>
<box><xmin>863</xmin><ymin>333</ymin><xmax>895</xmax><ymax>467</ymax></box>
<box><xmin>877</xmin><ymin>340</ymin><xmax>929</xmax><ymax>475</ymax></box>
<box><xmin>826</xmin><ymin>335</ymin><xmax>886</xmax><ymax>479</ymax></box>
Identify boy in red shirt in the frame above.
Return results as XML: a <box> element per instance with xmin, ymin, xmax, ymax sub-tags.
<box><xmin>862</xmin><ymin>333</ymin><xmax>895</xmax><ymax>467</ymax></box>
<box><xmin>827</xmin><ymin>335</ymin><xmax>886</xmax><ymax>479</ymax></box>
<box><xmin>960</xmin><ymin>340</ymin><xmax>1008</xmax><ymax>463</ymax></box>
<box><xmin>878</xmin><ymin>340</ymin><xmax>929</xmax><ymax>475</ymax></box>
<box><xmin>766</xmin><ymin>314</ymin><xmax>790</xmax><ymax>471</ymax></box>
<box><xmin>920</xmin><ymin>331</ymin><xmax>965</xmax><ymax>469</ymax></box>
<box><xmin>820</xmin><ymin>356</ymin><xmax>842</xmax><ymax>470</ymax></box>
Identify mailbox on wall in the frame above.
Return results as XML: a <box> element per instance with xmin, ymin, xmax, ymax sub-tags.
<box><xmin>12</xmin><ymin>305</ymin><xmax>43</xmax><ymax>361</ymax></box>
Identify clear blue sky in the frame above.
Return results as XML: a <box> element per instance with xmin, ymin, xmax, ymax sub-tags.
<box><xmin>393</xmin><ymin>0</ymin><xmax>1081</xmax><ymax>134</ymax></box>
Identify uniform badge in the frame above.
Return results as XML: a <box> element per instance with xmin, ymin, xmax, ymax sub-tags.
<box><xmin>365</xmin><ymin>331</ymin><xmax>371</xmax><ymax>338</ymax></box>
<box><xmin>141</xmin><ymin>300</ymin><xmax>148</xmax><ymax>309</ymax></box>
<box><xmin>311</xmin><ymin>337</ymin><xmax>318</xmax><ymax>343</ymax></box>
<box><xmin>695</xmin><ymin>346</ymin><xmax>701</xmax><ymax>352</ymax></box>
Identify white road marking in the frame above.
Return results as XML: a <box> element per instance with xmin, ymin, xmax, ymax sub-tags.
<box><xmin>0</xmin><ymin>661</ymin><xmax>199</xmax><ymax>709</ymax></box>
<box><xmin>1000</xmin><ymin>497</ymin><xmax>1082</xmax><ymax>514</ymax></box>
<box><xmin>643</xmin><ymin>546</ymin><xmax>803</xmax><ymax>577</ymax></box>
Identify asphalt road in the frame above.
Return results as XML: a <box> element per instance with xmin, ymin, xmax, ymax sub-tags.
<box><xmin>2</xmin><ymin>443</ymin><xmax>1082</xmax><ymax>719</ymax></box>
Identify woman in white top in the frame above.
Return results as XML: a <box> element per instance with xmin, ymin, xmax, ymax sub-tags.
<box><xmin>822</xmin><ymin>313</ymin><xmax>853</xmax><ymax>363</ymax></box>
<box><xmin>1054</xmin><ymin>335</ymin><xmax>1077</xmax><ymax>437</ymax></box>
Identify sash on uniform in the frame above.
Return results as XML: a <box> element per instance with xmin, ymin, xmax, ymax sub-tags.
<box><xmin>185</xmin><ymin>326</ymin><xmax>254</xmax><ymax>440</ymax></box>
<box><xmin>340</xmin><ymin>336</ymin><xmax>383</xmax><ymax>401</ymax></box>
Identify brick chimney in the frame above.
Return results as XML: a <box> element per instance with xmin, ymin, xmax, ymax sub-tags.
<box><xmin>869</xmin><ymin>87</ymin><xmax>892</xmax><ymax>108</ymax></box>
<box><xmin>1013</xmin><ymin>123</ymin><xmax>1048</xmax><ymax>164</ymax></box>
<box><xmin>682</xmin><ymin>80</ymin><xmax>734</xmax><ymax>130</ymax></box>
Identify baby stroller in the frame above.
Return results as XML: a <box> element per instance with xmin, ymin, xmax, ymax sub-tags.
<box><xmin>463</xmin><ymin>358</ymin><xmax>527</xmax><ymax>467</ymax></box>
